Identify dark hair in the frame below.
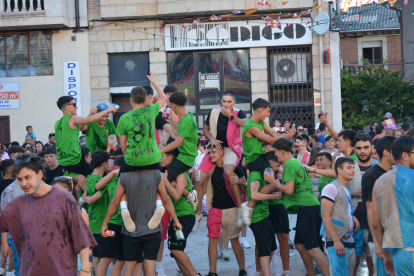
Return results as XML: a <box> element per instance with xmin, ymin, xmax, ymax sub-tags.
<box><xmin>370</xmin><ymin>122</ymin><xmax>377</xmax><ymax>131</ymax></box>
<box><xmin>354</xmin><ymin>133</ymin><xmax>372</xmax><ymax>146</ymax></box>
<box><xmin>252</xmin><ymin>98</ymin><xmax>270</xmax><ymax>111</ymax></box>
<box><xmin>114</xmin><ymin>155</ymin><xmax>124</xmax><ymax>167</ymax></box>
<box><xmin>49</xmin><ymin>133</ymin><xmax>55</xmax><ymax>138</ymax></box>
<box><xmin>81</xmin><ymin>147</ymin><xmax>91</xmax><ymax>160</ymax></box>
<box><xmin>317</xmin><ymin>152</ymin><xmax>333</xmax><ymax>163</ymax></box>
<box><xmin>223</xmin><ymin>91</ymin><xmax>235</xmax><ymax>98</ymax></box>
<box><xmin>57</xmin><ymin>96</ymin><xmax>75</xmax><ymax>110</ymax></box>
<box><xmin>325</xmin><ymin>135</ymin><xmax>334</xmax><ymax>142</ymax></box>
<box><xmin>165</xmin><ymin>148</ymin><xmax>179</xmax><ymax>159</ymax></box>
<box><xmin>51</xmin><ymin>177</ymin><xmax>79</xmax><ymax>203</ymax></box>
<box><xmin>26</xmin><ymin>126</ymin><xmax>32</xmax><ymax>131</ymax></box>
<box><xmin>319</xmin><ymin>123</ymin><xmax>326</xmax><ymax>131</ymax></box>
<box><xmin>169</xmin><ymin>92</ymin><xmax>187</xmax><ymax>106</ymax></box>
<box><xmin>1</xmin><ymin>159</ymin><xmax>14</xmax><ymax>173</ymax></box>
<box><xmin>376</xmin><ymin>136</ymin><xmax>396</xmax><ymax>160</ymax></box>
<box><xmin>262</xmin><ymin>141</ymin><xmax>271</xmax><ymax>147</ymax></box>
<box><xmin>10</xmin><ymin>141</ymin><xmax>20</xmax><ymax>147</ymax></box>
<box><xmin>335</xmin><ymin>157</ymin><xmax>355</xmax><ymax>175</ymax></box>
<box><xmin>405</xmin><ymin>128</ymin><xmax>414</xmax><ymax>137</ymax></box>
<box><xmin>130</xmin><ymin>87</ymin><xmax>147</xmax><ymax>104</ymax></box>
<box><xmin>308</xmin><ymin>146</ymin><xmax>323</xmax><ymax>166</ymax></box>
<box><xmin>392</xmin><ymin>136</ymin><xmax>414</xmax><ymax>163</ymax></box>
<box><xmin>318</xmin><ymin>114</ymin><xmax>323</xmax><ymax>119</ymax></box>
<box><xmin>272</xmin><ymin>138</ymin><xmax>293</xmax><ymax>152</ymax></box>
<box><xmin>207</xmin><ymin>142</ymin><xmax>223</xmax><ymax>151</ymax></box>
<box><xmin>8</xmin><ymin>146</ymin><xmax>24</xmax><ymax>156</ymax></box>
<box><xmin>284</xmin><ymin>120</ymin><xmax>291</xmax><ymax>126</ymax></box>
<box><xmin>310</xmin><ymin>134</ymin><xmax>318</xmax><ymax>143</ymax></box>
<box><xmin>43</xmin><ymin>146</ymin><xmax>57</xmax><ymax>155</ymax></box>
<box><xmin>114</xmin><ymin>147</ymin><xmax>123</xmax><ymax>156</ymax></box>
<box><xmin>274</xmin><ymin>119</ymin><xmax>281</xmax><ymax>124</ymax></box>
<box><xmin>375</xmin><ymin>124</ymin><xmax>385</xmax><ymax>135</ymax></box>
<box><xmin>142</xmin><ymin>85</ymin><xmax>154</xmax><ymax>96</ymax></box>
<box><xmin>266</xmin><ymin>151</ymin><xmax>279</xmax><ymax>163</ymax></box>
<box><xmin>295</xmin><ymin>134</ymin><xmax>309</xmax><ymax>145</ymax></box>
<box><xmin>91</xmin><ymin>150</ymin><xmax>110</xmax><ymax>169</ymax></box>
<box><xmin>164</xmin><ymin>85</ymin><xmax>177</xmax><ymax>94</ymax></box>
<box><xmin>338</xmin><ymin>130</ymin><xmax>357</xmax><ymax>147</ymax></box>
<box><xmin>12</xmin><ymin>153</ymin><xmax>44</xmax><ymax>177</ymax></box>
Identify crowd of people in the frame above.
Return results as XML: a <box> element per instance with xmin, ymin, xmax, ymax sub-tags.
<box><xmin>0</xmin><ymin>74</ymin><xmax>413</xmax><ymax>276</ymax></box>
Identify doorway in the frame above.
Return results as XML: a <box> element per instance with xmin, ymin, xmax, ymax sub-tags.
<box><xmin>0</xmin><ymin>116</ymin><xmax>10</xmax><ymax>144</ymax></box>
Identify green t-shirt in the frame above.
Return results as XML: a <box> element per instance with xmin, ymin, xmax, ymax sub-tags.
<box><xmin>247</xmin><ymin>171</ymin><xmax>269</xmax><ymax>224</ymax></box>
<box><xmin>167</xmin><ymin>173</ymin><xmax>195</xmax><ymax>218</ymax></box>
<box><xmin>86</xmin><ymin>174</ymin><xmax>109</xmax><ymax>234</ymax></box>
<box><xmin>242</xmin><ymin>118</ymin><xmax>267</xmax><ymax>165</ymax></box>
<box><xmin>116</xmin><ymin>103</ymin><xmax>161</xmax><ymax>167</ymax></box>
<box><xmin>107</xmin><ymin>176</ymin><xmax>123</xmax><ymax>225</ymax></box>
<box><xmin>55</xmin><ymin>114</ymin><xmax>81</xmax><ymax>166</ymax></box>
<box><xmin>349</xmin><ymin>153</ymin><xmax>358</xmax><ymax>161</ymax></box>
<box><xmin>318</xmin><ymin>176</ymin><xmax>337</xmax><ymax>195</ymax></box>
<box><xmin>176</xmin><ymin>112</ymin><xmax>198</xmax><ymax>167</ymax></box>
<box><xmin>83</xmin><ymin>120</ymin><xmax>116</xmax><ymax>153</ymax></box>
<box><xmin>281</xmin><ymin>157</ymin><xmax>320</xmax><ymax>214</ymax></box>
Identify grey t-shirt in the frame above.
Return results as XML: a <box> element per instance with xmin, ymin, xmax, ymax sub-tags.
<box><xmin>120</xmin><ymin>170</ymin><xmax>162</xmax><ymax>237</ymax></box>
<box><xmin>1</xmin><ymin>181</ymin><xmax>25</xmax><ymax>239</ymax></box>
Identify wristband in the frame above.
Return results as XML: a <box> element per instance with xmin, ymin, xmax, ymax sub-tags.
<box><xmin>81</xmin><ymin>270</ymin><xmax>91</xmax><ymax>273</ymax></box>
<box><xmin>79</xmin><ymin>197</ymin><xmax>85</xmax><ymax>206</ymax></box>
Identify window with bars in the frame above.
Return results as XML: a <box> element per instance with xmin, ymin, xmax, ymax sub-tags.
<box><xmin>0</xmin><ymin>31</ymin><xmax>53</xmax><ymax>77</ymax></box>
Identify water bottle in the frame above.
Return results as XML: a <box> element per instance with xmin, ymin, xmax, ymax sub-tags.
<box><xmin>108</xmin><ymin>134</ymin><xmax>118</xmax><ymax>150</ymax></box>
<box><xmin>97</xmin><ymin>102</ymin><xmax>120</xmax><ymax>112</ymax></box>
<box><xmin>175</xmin><ymin>229</ymin><xmax>185</xmax><ymax>246</ymax></box>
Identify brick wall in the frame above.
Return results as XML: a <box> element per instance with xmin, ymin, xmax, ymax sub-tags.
<box><xmin>87</xmin><ymin>0</ymin><xmax>100</xmax><ymax>20</ymax></box>
<box><xmin>340</xmin><ymin>37</ymin><xmax>358</xmax><ymax>64</ymax></box>
<box><xmin>386</xmin><ymin>34</ymin><xmax>402</xmax><ymax>61</ymax></box>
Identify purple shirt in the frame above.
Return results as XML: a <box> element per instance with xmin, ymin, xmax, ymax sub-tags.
<box><xmin>0</xmin><ymin>186</ymin><xmax>96</xmax><ymax>275</ymax></box>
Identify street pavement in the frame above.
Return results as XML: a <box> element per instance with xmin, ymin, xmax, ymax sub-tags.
<box><xmin>107</xmin><ymin>214</ymin><xmax>370</xmax><ymax>276</ymax></box>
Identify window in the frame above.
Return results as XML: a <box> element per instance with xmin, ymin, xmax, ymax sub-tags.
<box><xmin>109</xmin><ymin>53</ymin><xmax>149</xmax><ymax>87</ymax></box>
<box><xmin>362</xmin><ymin>41</ymin><xmax>383</xmax><ymax>64</ymax></box>
<box><xmin>0</xmin><ymin>31</ymin><xmax>53</xmax><ymax>77</ymax></box>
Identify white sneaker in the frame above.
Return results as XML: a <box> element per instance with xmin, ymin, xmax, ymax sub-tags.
<box><xmin>237</xmin><ymin>208</ymin><xmax>244</xmax><ymax>227</ymax></box>
<box><xmin>156</xmin><ymin>266</ymin><xmax>166</xmax><ymax>276</ymax></box>
<box><xmin>188</xmin><ymin>190</ymin><xmax>199</xmax><ymax>213</ymax></box>
<box><xmin>176</xmin><ymin>265</ymin><xmax>182</xmax><ymax>274</ymax></box>
<box><xmin>223</xmin><ymin>249</ymin><xmax>230</xmax><ymax>261</ymax></box>
<box><xmin>0</xmin><ymin>268</ymin><xmax>6</xmax><ymax>276</ymax></box>
<box><xmin>217</xmin><ymin>249</ymin><xmax>223</xmax><ymax>259</ymax></box>
<box><xmin>241</xmin><ymin>239</ymin><xmax>251</xmax><ymax>249</ymax></box>
<box><xmin>121</xmin><ymin>209</ymin><xmax>136</xmax><ymax>232</ymax></box>
<box><xmin>148</xmin><ymin>205</ymin><xmax>165</xmax><ymax>230</ymax></box>
<box><xmin>228</xmin><ymin>240</ymin><xmax>232</xmax><ymax>250</ymax></box>
<box><xmin>254</xmin><ymin>272</ymin><xmax>261</xmax><ymax>276</ymax></box>
<box><xmin>192</xmin><ymin>214</ymin><xmax>205</xmax><ymax>232</ymax></box>
<box><xmin>6</xmin><ymin>272</ymin><xmax>15</xmax><ymax>276</ymax></box>
<box><xmin>241</xmin><ymin>202</ymin><xmax>253</xmax><ymax>226</ymax></box>
<box><xmin>281</xmin><ymin>271</ymin><xmax>291</xmax><ymax>276</ymax></box>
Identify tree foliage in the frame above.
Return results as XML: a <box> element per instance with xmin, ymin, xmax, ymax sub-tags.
<box><xmin>341</xmin><ymin>64</ymin><xmax>414</xmax><ymax>130</ymax></box>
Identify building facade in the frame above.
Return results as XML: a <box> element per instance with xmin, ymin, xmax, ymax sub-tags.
<box><xmin>87</xmin><ymin>0</ymin><xmax>342</xmax><ymax>133</ymax></box>
<box><xmin>0</xmin><ymin>0</ymin><xmax>91</xmax><ymax>144</ymax></box>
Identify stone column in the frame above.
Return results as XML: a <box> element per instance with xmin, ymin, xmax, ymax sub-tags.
<box><xmin>5</xmin><ymin>0</ymin><xmax>12</xmax><ymax>12</ymax></box>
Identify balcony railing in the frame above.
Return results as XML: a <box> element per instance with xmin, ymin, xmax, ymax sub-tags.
<box><xmin>3</xmin><ymin>0</ymin><xmax>44</xmax><ymax>12</ymax></box>
<box><xmin>342</xmin><ymin>59</ymin><xmax>403</xmax><ymax>74</ymax></box>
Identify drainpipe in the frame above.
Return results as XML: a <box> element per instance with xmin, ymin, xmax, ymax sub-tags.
<box><xmin>318</xmin><ymin>0</ymin><xmax>325</xmax><ymax>111</ymax></box>
<box><xmin>74</xmin><ymin>0</ymin><xmax>80</xmax><ymax>33</ymax></box>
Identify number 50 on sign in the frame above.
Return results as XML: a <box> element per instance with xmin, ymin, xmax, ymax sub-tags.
<box><xmin>0</xmin><ymin>82</ymin><xmax>20</xmax><ymax>109</ymax></box>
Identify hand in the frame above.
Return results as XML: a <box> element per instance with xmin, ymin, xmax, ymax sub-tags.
<box><xmin>320</xmin><ymin>110</ymin><xmax>328</xmax><ymax>124</ymax></box>
<box><xmin>101</xmin><ymin>224</ymin><xmax>108</xmax><ymax>237</ymax></box>
<box><xmin>375</xmin><ymin>243</ymin><xmax>383</xmax><ymax>260</ymax></box>
<box><xmin>174</xmin><ymin>218</ymin><xmax>182</xmax><ymax>231</ymax></box>
<box><xmin>112</xmin><ymin>169</ymin><xmax>120</xmax><ymax>176</ymax></box>
<box><xmin>273</xmin><ymin>192</ymin><xmax>283</xmax><ymax>200</ymax></box>
<box><xmin>290</xmin><ymin>125</ymin><xmax>297</xmax><ymax>135</ymax></box>
<box><xmin>263</xmin><ymin>170</ymin><xmax>275</xmax><ymax>183</ymax></box>
<box><xmin>153</xmin><ymin>95</ymin><xmax>159</xmax><ymax>104</ymax></box>
<box><xmin>302</xmin><ymin>164</ymin><xmax>314</xmax><ymax>173</ymax></box>
<box><xmin>89</xmin><ymin>108</ymin><xmax>98</xmax><ymax>116</ymax></box>
<box><xmin>383</xmin><ymin>254</ymin><xmax>396</xmax><ymax>275</ymax></box>
<box><xmin>220</xmin><ymin>107</ymin><xmax>232</xmax><ymax>118</ymax></box>
<box><xmin>1</xmin><ymin>243</ymin><xmax>9</xmax><ymax>257</ymax></box>
<box><xmin>228</xmin><ymin>173</ymin><xmax>240</xmax><ymax>185</ymax></box>
<box><xmin>354</xmin><ymin>188</ymin><xmax>362</xmax><ymax>197</ymax></box>
<box><xmin>147</xmin><ymin>72</ymin><xmax>155</xmax><ymax>83</ymax></box>
<box><xmin>108</xmin><ymin>137</ymin><xmax>116</xmax><ymax>148</ymax></box>
<box><xmin>211</xmin><ymin>139</ymin><xmax>222</xmax><ymax>149</ymax></box>
<box><xmin>162</xmin><ymin>171</ymin><xmax>168</xmax><ymax>181</ymax></box>
<box><xmin>334</xmin><ymin>240</ymin><xmax>346</xmax><ymax>256</ymax></box>
<box><xmin>108</xmin><ymin>106</ymin><xmax>118</xmax><ymax>113</ymax></box>
<box><xmin>79</xmin><ymin>182</ymin><xmax>86</xmax><ymax>192</ymax></box>
<box><xmin>353</xmin><ymin>216</ymin><xmax>360</xmax><ymax>232</ymax></box>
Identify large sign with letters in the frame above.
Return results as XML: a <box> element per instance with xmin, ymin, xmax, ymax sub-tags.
<box><xmin>165</xmin><ymin>20</ymin><xmax>312</xmax><ymax>51</ymax></box>
<box><xmin>63</xmin><ymin>61</ymin><xmax>82</xmax><ymax>115</ymax></box>
<box><xmin>0</xmin><ymin>82</ymin><xmax>20</xmax><ymax>109</ymax></box>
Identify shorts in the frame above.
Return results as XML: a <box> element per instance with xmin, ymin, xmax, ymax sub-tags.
<box><xmin>268</xmin><ymin>204</ymin><xmax>290</xmax><ymax>234</ymax></box>
<box><xmin>168</xmin><ymin>215</ymin><xmax>195</xmax><ymax>252</ymax></box>
<box><xmin>354</xmin><ymin>228</ymin><xmax>371</xmax><ymax>257</ymax></box>
<box><xmin>108</xmin><ymin>223</ymin><xmax>125</xmax><ymax>261</ymax></box>
<box><xmin>161</xmin><ymin>211</ymin><xmax>170</xmax><ymax>241</ymax></box>
<box><xmin>294</xmin><ymin>205</ymin><xmax>322</xmax><ymax>250</ymax></box>
<box><xmin>119</xmin><ymin>160</ymin><xmax>161</xmax><ymax>177</ymax></box>
<box><xmin>123</xmin><ymin>231</ymin><xmax>161</xmax><ymax>262</ymax></box>
<box><xmin>223</xmin><ymin>147</ymin><xmax>238</xmax><ymax>166</ymax></box>
<box><xmin>167</xmin><ymin>159</ymin><xmax>192</xmax><ymax>183</ymax></box>
<box><xmin>61</xmin><ymin>159</ymin><xmax>93</xmax><ymax>177</ymax></box>
<box><xmin>93</xmin><ymin>234</ymin><xmax>115</xmax><ymax>259</ymax></box>
<box><xmin>369</xmin><ymin>242</ymin><xmax>392</xmax><ymax>276</ymax></box>
<box><xmin>247</xmin><ymin>153</ymin><xmax>270</xmax><ymax>178</ymax></box>
<box><xmin>249</xmin><ymin>218</ymin><xmax>277</xmax><ymax>257</ymax></box>
<box><xmin>207</xmin><ymin>207</ymin><xmax>240</xmax><ymax>240</ymax></box>
<box><xmin>325</xmin><ymin>245</ymin><xmax>356</xmax><ymax>276</ymax></box>
<box><xmin>388</xmin><ymin>248</ymin><xmax>414</xmax><ymax>276</ymax></box>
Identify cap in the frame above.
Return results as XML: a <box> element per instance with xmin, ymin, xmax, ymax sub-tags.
<box><xmin>384</xmin><ymin>112</ymin><xmax>392</xmax><ymax>118</ymax></box>
<box><xmin>401</xmin><ymin>123</ymin><xmax>410</xmax><ymax>131</ymax></box>
<box><xmin>386</xmin><ymin>124</ymin><xmax>398</xmax><ymax>130</ymax></box>
<box><xmin>49</xmin><ymin>132</ymin><xmax>55</xmax><ymax>138</ymax></box>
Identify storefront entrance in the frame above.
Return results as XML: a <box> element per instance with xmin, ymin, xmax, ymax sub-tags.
<box><xmin>167</xmin><ymin>49</ymin><xmax>251</xmax><ymax>128</ymax></box>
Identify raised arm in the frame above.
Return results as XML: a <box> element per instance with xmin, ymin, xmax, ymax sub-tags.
<box><xmin>69</xmin><ymin>106</ymin><xmax>118</xmax><ymax>128</ymax></box>
<box><xmin>320</xmin><ymin>111</ymin><xmax>338</xmax><ymax>140</ymax></box>
<box><xmin>305</xmin><ymin>164</ymin><xmax>337</xmax><ymax>178</ymax></box>
<box><xmin>147</xmin><ymin>73</ymin><xmax>167</xmax><ymax>109</ymax></box>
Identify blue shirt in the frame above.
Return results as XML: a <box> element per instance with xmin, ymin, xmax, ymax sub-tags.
<box><xmin>317</xmin><ymin>133</ymin><xmax>326</xmax><ymax>149</ymax></box>
<box><xmin>25</xmin><ymin>133</ymin><xmax>37</xmax><ymax>142</ymax></box>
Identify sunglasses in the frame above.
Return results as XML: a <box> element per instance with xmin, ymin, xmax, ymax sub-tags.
<box><xmin>64</xmin><ymin>102</ymin><xmax>77</xmax><ymax>108</ymax></box>
<box><xmin>50</xmin><ymin>133</ymin><xmax>55</xmax><ymax>136</ymax></box>
<box><xmin>15</xmin><ymin>156</ymin><xmax>33</xmax><ymax>164</ymax></box>
<box><xmin>54</xmin><ymin>176</ymin><xmax>74</xmax><ymax>190</ymax></box>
